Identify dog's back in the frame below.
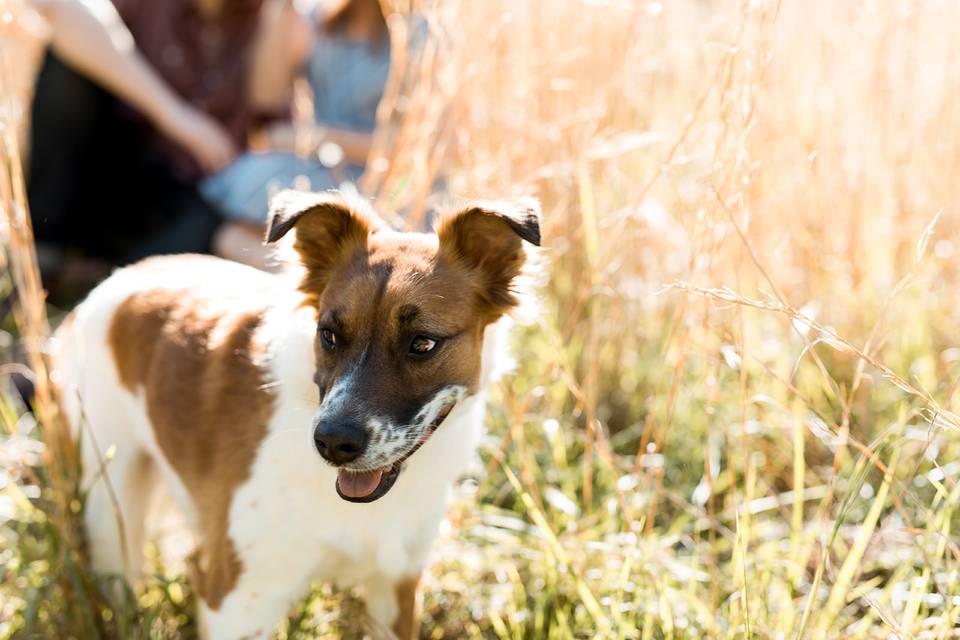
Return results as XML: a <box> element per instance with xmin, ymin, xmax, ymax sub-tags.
<box><xmin>53</xmin><ymin>255</ymin><xmax>278</xmax><ymax>583</ymax></box>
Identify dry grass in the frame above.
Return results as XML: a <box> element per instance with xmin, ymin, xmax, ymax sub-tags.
<box><xmin>3</xmin><ymin>0</ymin><xmax>960</xmax><ymax>638</ymax></box>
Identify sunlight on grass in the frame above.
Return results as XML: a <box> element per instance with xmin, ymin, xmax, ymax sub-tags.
<box><xmin>3</xmin><ymin>0</ymin><xmax>960</xmax><ymax>637</ymax></box>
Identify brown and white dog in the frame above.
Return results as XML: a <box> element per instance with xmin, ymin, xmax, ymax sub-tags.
<box><xmin>52</xmin><ymin>191</ymin><xmax>540</xmax><ymax>639</ymax></box>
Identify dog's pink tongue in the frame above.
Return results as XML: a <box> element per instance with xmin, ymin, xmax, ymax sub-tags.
<box><xmin>337</xmin><ymin>469</ymin><xmax>384</xmax><ymax>498</ymax></box>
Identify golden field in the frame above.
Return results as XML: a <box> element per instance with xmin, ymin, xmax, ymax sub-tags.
<box><xmin>2</xmin><ymin>0</ymin><xmax>960</xmax><ymax>637</ymax></box>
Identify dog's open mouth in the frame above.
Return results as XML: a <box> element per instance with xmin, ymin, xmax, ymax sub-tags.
<box><xmin>335</xmin><ymin>403</ymin><xmax>455</xmax><ymax>503</ymax></box>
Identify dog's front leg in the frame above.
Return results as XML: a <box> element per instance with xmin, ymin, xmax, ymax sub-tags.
<box><xmin>197</xmin><ymin>560</ymin><xmax>315</xmax><ymax>640</ymax></box>
<box><xmin>361</xmin><ymin>572</ymin><xmax>422</xmax><ymax>640</ymax></box>
<box><xmin>198</xmin><ymin>588</ymin><xmax>291</xmax><ymax>640</ymax></box>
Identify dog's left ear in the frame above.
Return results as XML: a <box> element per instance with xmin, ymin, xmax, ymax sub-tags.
<box><xmin>266</xmin><ymin>190</ymin><xmax>380</xmax><ymax>302</ymax></box>
<box><xmin>438</xmin><ymin>198</ymin><xmax>541</xmax><ymax>316</ymax></box>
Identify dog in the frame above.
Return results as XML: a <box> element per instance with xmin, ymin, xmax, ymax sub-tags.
<box><xmin>51</xmin><ymin>190</ymin><xmax>540</xmax><ymax>639</ymax></box>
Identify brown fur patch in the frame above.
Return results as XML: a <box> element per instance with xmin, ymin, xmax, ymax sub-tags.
<box><xmin>392</xmin><ymin>575</ymin><xmax>421</xmax><ymax>640</ymax></box>
<box><xmin>108</xmin><ymin>287</ymin><xmax>274</xmax><ymax>610</ymax></box>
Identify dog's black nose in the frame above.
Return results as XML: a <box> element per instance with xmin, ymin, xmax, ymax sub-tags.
<box><xmin>313</xmin><ymin>421</ymin><xmax>368</xmax><ymax>464</ymax></box>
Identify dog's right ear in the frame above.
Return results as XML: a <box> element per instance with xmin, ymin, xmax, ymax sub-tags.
<box><xmin>265</xmin><ymin>190</ymin><xmax>377</xmax><ymax>302</ymax></box>
<box><xmin>437</xmin><ymin>198</ymin><xmax>541</xmax><ymax>319</ymax></box>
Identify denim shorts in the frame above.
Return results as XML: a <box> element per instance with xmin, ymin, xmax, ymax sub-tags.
<box><xmin>200</xmin><ymin>151</ymin><xmax>360</xmax><ymax>224</ymax></box>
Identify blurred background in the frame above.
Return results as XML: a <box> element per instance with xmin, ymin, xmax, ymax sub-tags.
<box><xmin>2</xmin><ymin>0</ymin><xmax>960</xmax><ymax>637</ymax></box>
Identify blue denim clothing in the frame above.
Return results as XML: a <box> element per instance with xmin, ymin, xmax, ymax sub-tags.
<box><xmin>199</xmin><ymin>152</ymin><xmax>354</xmax><ymax>224</ymax></box>
<box><xmin>307</xmin><ymin>32</ymin><xmax>391</xmax><ymax>133</ymax></box>
<box><xmin>200</xmin><ymin>32</ymin><xmax>390</xmax><ymax>223</ymax></box>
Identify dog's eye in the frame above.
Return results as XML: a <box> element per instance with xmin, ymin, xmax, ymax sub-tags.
<box><xmin>409</xmin><ymin>335</ymin><xmax>438</xmax><ymax>356</ymax></box>
<box><xmin>320</xmin><ymin>328</ymin><xmax>337</xmax><ymax>350</ymax></box>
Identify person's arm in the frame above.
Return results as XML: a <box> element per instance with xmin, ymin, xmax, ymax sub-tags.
<box><xmin>266</xmin><ymin>122</ymin><xmax>373</xmax><ymax>166</ymax></box>
<box><xmin>248</xmin><ymin>0</ymin><xmax>312</xmax><ymax>113</ymax></box>
<box><xmin>34</xmin><ymin>0</ymin><xmax>237</xmax><ymax>173</ymax></box>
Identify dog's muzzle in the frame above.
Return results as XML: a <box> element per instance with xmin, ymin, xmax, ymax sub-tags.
<box><xmin>322</xmin><ymin>402</ymin><xmax>457</xmax><ymax>503</ymax></box>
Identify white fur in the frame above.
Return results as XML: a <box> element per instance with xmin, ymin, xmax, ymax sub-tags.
<box><xmin>52</xmin><ymin>256</ymin><xmax>507</xmax><ymax>639</ymax></box>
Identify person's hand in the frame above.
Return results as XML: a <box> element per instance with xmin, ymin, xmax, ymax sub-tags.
<box><xmin>264</xmin><ymin>122</ymin><xmax>327</xmax><ymax>155</ymax></box>
<box><xmin>161</xmin><ymin>103</ymin><xmax>238</xmax><ymax>174</ymax></box>
<box><xmin>264</xmin><ymin>122</ymin><xmax>298</xmax><ymax>152</ymax></box>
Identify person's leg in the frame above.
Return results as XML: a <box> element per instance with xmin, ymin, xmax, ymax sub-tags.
<box><xmin>27</xmin><ymin>52</ymin><xmax>107</xmax><ymax>246</ymax></box>
<box><xmin>28</xmin><ymin>50</ymin><xmax>159</xmax><ymax>276</ymax></box>
<box><xmin>122</xmin><ymin>185</ymin><xmax>222</xmax><ymax>263</ymax></box>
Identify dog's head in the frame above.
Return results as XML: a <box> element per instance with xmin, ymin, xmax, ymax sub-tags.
<box><xmin>266</xmin><ymin>190</ymin><xmax>540</xmax><ymax>502</ymax></box>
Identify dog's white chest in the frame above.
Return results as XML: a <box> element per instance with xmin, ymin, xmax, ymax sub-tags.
<box><xmin>226</xmin><ymin>390</ymin><xmax>486</xmax><ymax>590</ymax></box>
